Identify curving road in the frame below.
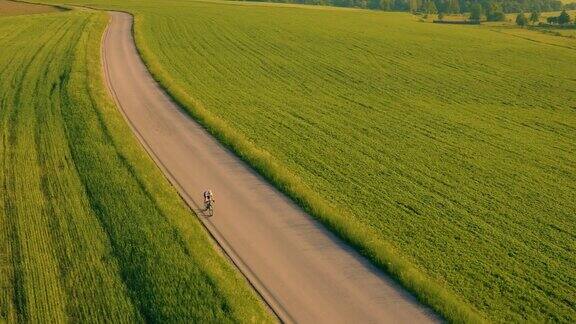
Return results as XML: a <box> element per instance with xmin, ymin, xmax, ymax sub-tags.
<box><xmin>102</xmin><ymin>11</ymin><xmax>439</xmax><ymax>324</ymax></box>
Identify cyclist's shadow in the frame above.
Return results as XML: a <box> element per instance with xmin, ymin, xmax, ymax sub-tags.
<box><xmin>189</xmin><ymin>199</ymin><xmax>214</xmax><ymax>218</ymax></box>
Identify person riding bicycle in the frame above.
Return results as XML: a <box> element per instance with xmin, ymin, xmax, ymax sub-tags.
<box><xmin>203</xmin><ymin>190</ymin><xmax>214</xmax><ymax>210</ymax></box>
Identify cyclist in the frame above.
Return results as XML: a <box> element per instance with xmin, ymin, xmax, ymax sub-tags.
<box><xmin>203</xmin><ymin>189</ymin><xmax>214</xmax><ymax>210</ymax></box>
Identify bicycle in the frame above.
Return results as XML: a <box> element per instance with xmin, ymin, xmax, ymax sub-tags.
<box><xmin>204</xmin><ymin>199</ymin><xmax>215</xmax><ymax>217</ymax></box>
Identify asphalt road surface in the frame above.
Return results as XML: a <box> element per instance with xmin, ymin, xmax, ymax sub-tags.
<box><xmin>102</xmin><ymin>11</ymin><xmax>439</xmax><ymax>324</ymax></box>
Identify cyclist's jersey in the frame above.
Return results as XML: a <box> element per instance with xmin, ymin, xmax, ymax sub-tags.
<box><xmin>204</xmin><ymin>191</ymin><xmax>213</xmax><ymax>201</ymax></box>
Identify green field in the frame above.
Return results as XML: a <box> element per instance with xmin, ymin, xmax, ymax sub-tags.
<box><xmin>142</xmin><ymin>5</ymin><xmax>576</xmax><ymax>321</ymax></box>
<box><xmin>18</xmin><ymin>0</ymin><xmax>576</xmax><ymax>322</ymax></box>
<box><xmin>0</xmin><ymin>7</ymin><xmax>271</xmax><ymax>322</ymax></box>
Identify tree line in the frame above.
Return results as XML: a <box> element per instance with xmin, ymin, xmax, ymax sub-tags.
<box><xmin>516</xmin><ymin>9</ymin><xmax>573</xmax><ymax>26</ymax></box>
<box><xmin>256</xmin><ymin>0</ymin><xmax>573</xmax><ymax>15</ymax></box>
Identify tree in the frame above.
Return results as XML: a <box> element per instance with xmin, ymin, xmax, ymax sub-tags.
<box><xmin>558</xmin><ymin>10</ymin><xmax>571</xmax><ymax>24</ymax></box>
<box><xmin>448</xmin><ymin>0</ymin><xmax>460</xmax><ymax>13</ymax></box>
<box><xmin>546</xmin><ymin>16</ymin><xmax>558</xmax><ymax>24</ymax></box>
<box><xmin>516</xmin><ymin>11</ymin><xmax>528</xmax><ymax>26</ymax></box>
<box><xmin>379</xmin><ymin>0</ymin><xmax>392</xmax><ymax>9</ymax></box>
<box><xmin>392</xmin><ymin>0</ymin><xmax>409</xmax><ymax>10</ymax></box>
<box><xmin>438</xmin><ymin>10</ymin><xmax>445</xmax><ymax>20</ymax></box>
<box><xmin>487</xmin><ymin>11</ymin><xmax>506</xmax><ymax>21</ymax></box>
<box><xmin>470</xmin><ymin>3</ymin><xmax>483</xmax><ymax>21</ymax></box>
<box><xmin>409</xmin><ymin>0</ymin><xmax>419</xmax><ymax>12</ymax></box>
<box><xmin>484</xmin><ymin>2</ymin><xmax>505</xmax><ymax>21</ymax></box>
<box><xmin>426</xmin><ymin>0</ymin><xmax>438</xmax><ymax>13</ymax></box>
<box><xmin>529</xmin><ymin>10</ymin><xmax>540</xmax><ymax>25</ymax></box>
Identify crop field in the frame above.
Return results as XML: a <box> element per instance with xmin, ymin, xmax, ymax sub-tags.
<box><xmin>134</xmin><ymin>6</ymin><xmax>576</xmax><ymax>321</ymax></box>
<box><xmin>34</xmin><ymin>0</ymin><xmax>576</xmax><ymax>322</ymax></box>
<box><xmin>0</xmin><ymin>0</ymin><xmax>61</xmax><ymax>16</ymax></box>
<box><xmin>494</xmin><ymin>26</ymin><xmax>576</xmax><ymax>48</ymax></box>
<box><xmin>0</xmin><ymin>8</ymin><xmax>271</xmax><ymax>323</ymax></box>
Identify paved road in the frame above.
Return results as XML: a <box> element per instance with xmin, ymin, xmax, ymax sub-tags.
<box><xmin>102</xmin><ymin>11</ymin><xmax>439</xmax><ymax>324</ymax></box>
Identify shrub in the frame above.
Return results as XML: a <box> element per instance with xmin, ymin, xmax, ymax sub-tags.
<box><xmin>487</xmin><ymin>11</ymin><xmax>506</xmax><ymax>21</ymax></box>
<box><xmin>516</xmin><ymin>11</ymin><xmax>528</xmax><ymax>26</ymax></box>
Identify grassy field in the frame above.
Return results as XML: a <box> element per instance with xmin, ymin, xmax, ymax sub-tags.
<box><xmin>477</xmin><ymin>11</ymin><xmax>576</xmax><ymax>48</ymax></box>
<box><xmin>0</xmin><ymin>0</ymin><xmax>61</xmax><ymax>16</ymax></box>
<box><xmin>34</xmin><ymin>0</ymin><xmax>576</xmax><ymax>322</ymax></box>
<box><xmin>0</xmin><ymin>7</ymin><xmax>272</xmax><ymax>323</ymax></box>
<box><xmin>133</xmin><ymin>5</ymin><xmax>576</xmax><ymax>322</ymax></box>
